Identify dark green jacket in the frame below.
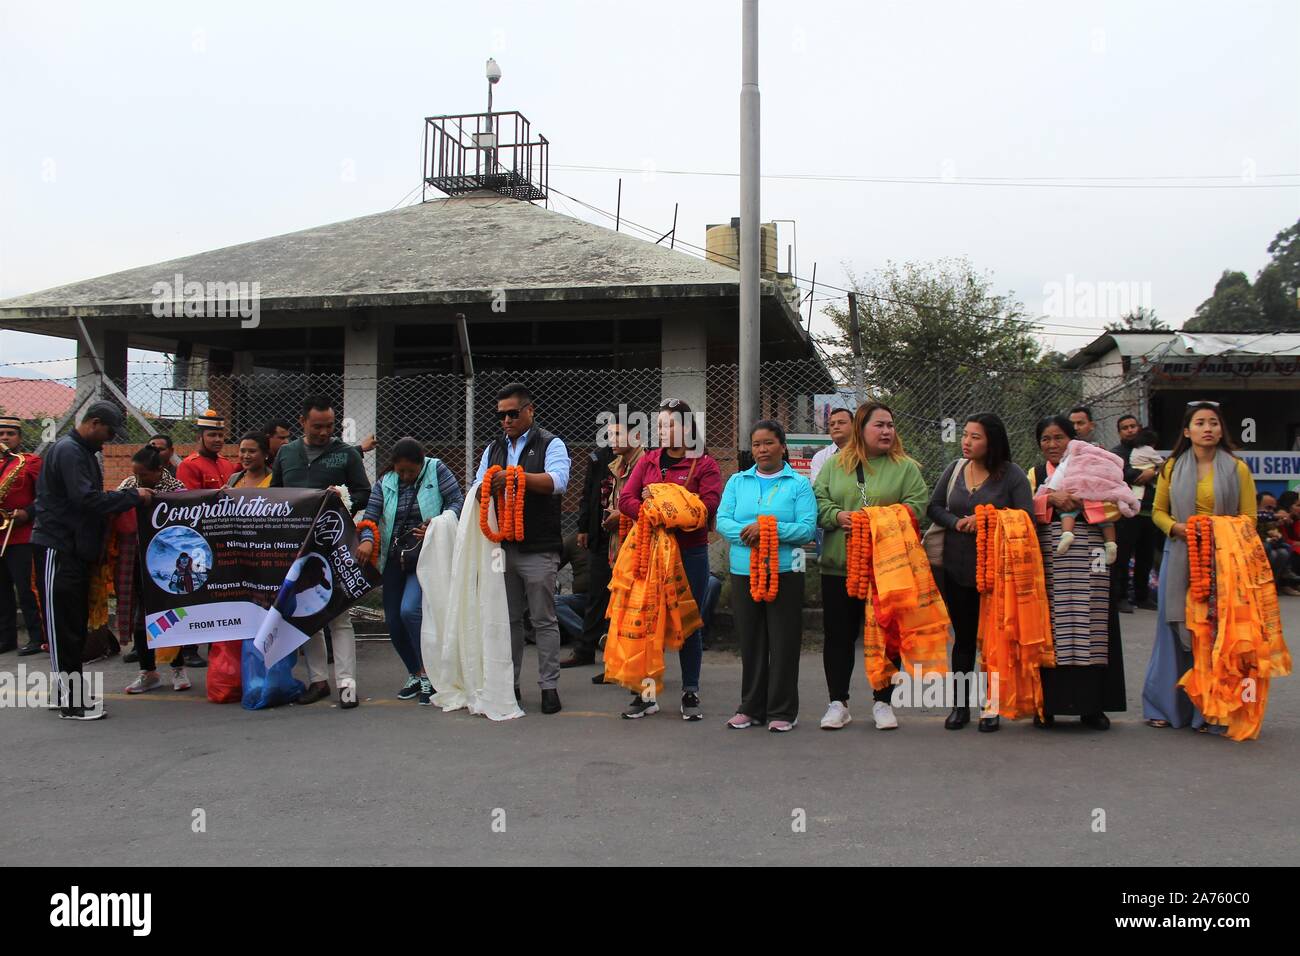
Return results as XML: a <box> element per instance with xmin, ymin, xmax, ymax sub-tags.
<box><xmin>270</xmin><ymin>438</ymin><xmax>370</xmax><ymax>514</ymax></box>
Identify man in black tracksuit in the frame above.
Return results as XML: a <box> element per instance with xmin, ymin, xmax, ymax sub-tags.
<box><xmin>32</xmin><ymin>401</ymin><xmax>151</xmax><ymax>719</ymax></box>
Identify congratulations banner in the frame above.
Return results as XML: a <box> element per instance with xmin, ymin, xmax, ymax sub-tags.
<box><xmin>137</xmin><ymin>489</ymin><xmax>379</xmax><ymax>663</ymax></box>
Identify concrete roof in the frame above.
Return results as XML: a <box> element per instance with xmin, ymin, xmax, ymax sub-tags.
<box><xmin>0</xmin><ymin>192</ymin><xmax>773</xmax><ymax>322</ymax></box>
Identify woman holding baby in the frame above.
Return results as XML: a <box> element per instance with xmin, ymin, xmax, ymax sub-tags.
<box><xmin>1027</xmin><ymin>414</ymin><xmax>1133</xmax><ymax>729</ymax></box>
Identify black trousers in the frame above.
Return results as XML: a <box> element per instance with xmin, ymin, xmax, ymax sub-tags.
<box><xmin>731</xmin><ymin>571</ymin><xmax>804</xmax><ymax>723</ymax></box>
<box><xmin>1112</xmin><ymin>514</ymin><xmax>1158</xmax><ymax>603</ymax></box>
<box><xmin>0</xmin><ymin>542</ymin><xmax>41</xmax><ymax>649</ymax></box>
<box><xmin>821</xmin><ymin>572</ymin><xmax>898</xmax><ymax>705</ymax></box>
<box><xmin>34</xmin><ymin>546</ymin><xmax>90</xmax><ymax>706</ymax></box>
<box><xmin>574</xmin><ymin>539</ymin><xmax>613</xmax><ymax>658</ymax></box>
<box><xmin>944</xmin><ymin>568</ymin><xmax>981</xmax><ymax>680</ymax></box>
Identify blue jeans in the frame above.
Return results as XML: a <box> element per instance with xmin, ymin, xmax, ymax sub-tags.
<box><xmin>678</xmin><ymin>545</ymin><xmax>710</xmax><ymax>693</ymax></box>
<box><xmin>382</xmin><ymin>556</ymin><xmax>424</xmax><ymax>675</ymax></box>
<box><xmin>555</xmin><ymin>593</ymin><xmax>587</xmax><ymax>642</ymax></box>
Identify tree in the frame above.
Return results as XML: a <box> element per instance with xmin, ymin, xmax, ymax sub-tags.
<box><xmin>1183</xmin><ymin>218</ymin><xmax>1300</xmax><ymax>332</ymax></box>
<box><xmin>1106</xmin><ymin>305</ymin><xmax>1169</xmax><ymax>332</ymax></box>
<box><xmin>819</xmin><ymin>258</ymin><xmax>1079</xmax><ymax>484</ymax></box>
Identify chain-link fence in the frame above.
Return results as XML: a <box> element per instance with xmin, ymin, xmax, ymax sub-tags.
<box><xmin>1</xmin><ymin>351</ymin><xmax>1163</xmax><ymax>523</ymax></box>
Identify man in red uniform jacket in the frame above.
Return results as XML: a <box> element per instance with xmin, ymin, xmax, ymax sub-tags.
<box><xmin>176</xmin><ymin>409</ymin><xmax>237</xmax><ymax>490</ymax></box>
<box><xmin>173</xmin><ymin>409</ymin><xmax>235</xmax><ymax>668</ymax></box>
<box><xmin>0</xmin><ymin>416</ymin><xmax>43</xmax><ymax>655</ymax></box>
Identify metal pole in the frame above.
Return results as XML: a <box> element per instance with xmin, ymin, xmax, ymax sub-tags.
<box><xmin>847</xmin><ymin>292</ymin><xmax>864</xmax><ymax>406</ymax></box>
<box><xmin>455</xmin><ymin>313</ymin><xmax>476</xmax><ymax>488</ymax></box>
<box><xmin>738</xmin><ymin>0</ymin><xmax>761</xmax><ymax>451</ymax></box>
<box><xmin>615</xmin><ymin>178</ymin><xmax>622</xmax><ymax>232</ymax></box>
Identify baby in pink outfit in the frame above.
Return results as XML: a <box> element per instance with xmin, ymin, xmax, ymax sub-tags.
<box><xmin>1040</xmin><ymin>440</ymin><xmax>1140</xmax><ymax>563</ymax></box>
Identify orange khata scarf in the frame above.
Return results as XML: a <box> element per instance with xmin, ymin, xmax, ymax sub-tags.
<box><xmin>479</xmin><ymin>465</ymin><xmax>527</xmax><ymax>542</ymax></box>
<box><xmin>1180</xmin><ymin>514</ymin><xmax>1292</xmax><ymax>741</ymax></box>
<box><xmin>749</xmin><ymin>514</ymin><xmax>779</xmax><ymax>601</ymax></box>
<box><xmin>845</xmin><ymin>504</ymin><xmax>950</xmax><ymax>692</ymax></box>
<box><xmin>603</xmin><ymin>483</ymin><xmax>707</xmax><ymax>694</ymax></box>
<box><xmin>974</xmin><ymin>504</ymin><xmax>1054</xmax><ymax>719</ymax></box>
<box><xmin>87</xmin><ymin>528</ymin><xmax>120</xmax><ymax>631</ymax></box>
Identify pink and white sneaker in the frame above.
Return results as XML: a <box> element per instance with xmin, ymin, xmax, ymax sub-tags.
<box><xmin>768</xmin><ymin>718</ymin><xmax>798</xmax><ymax>733</ymax></box>
<box><xmin>726</xmin><ymin>712</ymin><xmax>762</xmax><ymax>729</ymax></box>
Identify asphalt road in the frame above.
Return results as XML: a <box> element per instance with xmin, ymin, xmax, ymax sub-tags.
<box><xmin>3</xmin><ymin>599</ymin><xmax>1297</xmax><ymax>866</ymax></box>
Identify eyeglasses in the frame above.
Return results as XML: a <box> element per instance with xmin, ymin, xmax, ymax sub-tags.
<box><xmin>1187</xmin><ymin>401</ymin><xmax>1221</xmax><ymax>408</ymax></box>
<box><xmin>496</xmin><ymin>402</ymin><xmax>533</xmax><ymax>421</ymax></box>
<box><xmin>662</xmin><ymin>398</ymin><xmax>687</xmax><ymax>410</ymax></box>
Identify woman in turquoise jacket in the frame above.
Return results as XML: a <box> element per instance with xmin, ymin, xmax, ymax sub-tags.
<box><xmin>716</xmin><ymin>420</ymin><xmax>818</xmax><ymax>732</ymax></box>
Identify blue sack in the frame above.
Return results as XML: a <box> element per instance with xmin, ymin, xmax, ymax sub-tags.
<box><xmin>241</xmin><ymin>640</ymin><xmax>305</xmax><ymax>710</ymax></box>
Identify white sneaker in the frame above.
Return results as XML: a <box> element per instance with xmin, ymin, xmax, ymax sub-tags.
<box><xmin>1104</xmin><ymin>540</ymin><xmax>1118</xmax><ymax>565</ymax></box>
<box><xmin>871</xmin><ymin>700</ymin><xmax>899</xmax><ymax>730</ymax></box>
<box><xmin>1056</xmin><ymin>530</ymin><xmax>1075</xmax><ymax>555</ymax></box>
<box><xmin>819</xmin><ymin>700</ymin><xmax>852</xmax><ymax>729</ymax></box>
<box><xmin>125</xmin><ymin>671</ymin><xmax>162</xmax><ymax>695</ymax></box>
<box><xmin>172</xmin><ymin>668</ymin><xmax>192</xmax><ymax>692</ymax></box>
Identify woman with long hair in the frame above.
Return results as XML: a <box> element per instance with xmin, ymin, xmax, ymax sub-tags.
<box><xmin>926</xmin><ymin>412</ymin><xmax>1033</xmax><ymax>732</ymax></box>
<box><xmin>228</xmin><ymin>431</ymin><xmax>273</xmax><ymax>488</ymax></box>
<box><xmin>813</xmin><ymin>401</ymin><xmax>928</xmax><ymax>730</ymax></box>
<box><xmin>618</xmin><ymin>398</ymin><xmax>723</xmax><ymax>720</ymax></box>
<box><xmin>718</xmin><ymin>420</ymin><xmax>817</xmax><ymax>731</ymax></box>
<box><xmin>121</xmin><ymin>445</ymin><xmax>189</xmax><ymax>694</ymax></box>
<box><xmin>1141</xmin><ymin>402</ymin><xmax>1256</xmax><ymax>732</ymax></box>
<box><xmin>1028</xmin><ymin>414</ymin><xmax>1126</xmax><ymax>729</ymax></box>
<box><xmin>357</xmin><ymin>437</ymin><xmax>464</xmax><ymax>705</ymax></box>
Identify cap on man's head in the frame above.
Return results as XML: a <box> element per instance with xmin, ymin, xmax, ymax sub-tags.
<box><xmin>195</xmin><ymin>408</ymin><xmax>226</xmax><ymax>430</ymax></box>
<box><xmin>84</xmin><ymin>401</ymin><xmax>126</xmax><ymax>430</ymax></box>
<box><xmin>0</xmin><ymin>416</ymin><xmax>21</xmax><ymax>430</ymax></box>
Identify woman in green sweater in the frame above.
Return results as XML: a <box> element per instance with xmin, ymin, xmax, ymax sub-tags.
<box><xmin>813</xmin><ymin>402</ymin><xmax>929</xmax><ymax>731</ymax></box>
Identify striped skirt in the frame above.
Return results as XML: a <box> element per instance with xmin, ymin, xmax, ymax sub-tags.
<box><xmin>1040</xmin><ymin>521</ymin><xmax>1110</xmax><ymax>666</ymax></box>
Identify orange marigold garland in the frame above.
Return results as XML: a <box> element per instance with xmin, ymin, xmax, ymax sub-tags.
<box><xmin>975</xmin><ymin>504</ymin><xmax>997</xmax><ymax>593</ymax></box>
<box><xmin>1187</xmin><ymin>514</ymin><xmax>1214</xmax><ymax>602</ymax></box>
<box><xmin>354</xmin><ymin>519</ymin><xmax>381</xmax><ymax>567</ymax></box>
<box><xmin>478</xmin><ymin>464</ymin><xmax>528</xmax><ymax>543</ymax></box>
<box><xmin>749</xmin><ymin>514</ymin><xmax>780</xmax><ymax>602</ymax></box>
<box><xmin>845</xmin><ymin>510</ymin><xmax>874</xmax><ymax>599</ymax></box>
<box><xmin>635</xmin><ymin>507</ymin><xmax>655</xmax><ymax>579</ymax></box>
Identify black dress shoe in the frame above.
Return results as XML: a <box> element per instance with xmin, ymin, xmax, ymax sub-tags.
<box><xmin>591</xmin><ymin>671</ymin><xmax>607</xmax><ymax>685</ymax></box>
<box><xmin>540</xmin><ymin>688</ymin><xmax>561</xmax><ymax>714</ymax></box>
<box><xmin>1080</xmin><ymin>712</ymin><xmax>1110</xmax><ymax>730</ymax></box>
<box><xmin>339</xmin><ymin>689</ymin><xmax>359</xmax><ymax>710</ymax></box>
<box><xmin>559</xmin><ymin>650</ymin><xmax>595</xmax><ymax>669</ymax></box>
<box><xmin>122</xmin><ymin>648</ymin><xmax>139</xmax><ymax>664</ymax></box>
<box><xmin>944</xmin><ymin>706</ymin><xmax>970</xmax><ymax>730</ymax></box>
<box><xmin>295</xmin><ymin>681</ymin><xmax>331</xmax><ymax>705</ymax></box>
<box><xmin>1137</xmin><ymin>598</ymin><xmax>1159</xmax><ymax>611</ymax></box>
<box><xmin>978</xmin><ymin>715</ymin><xmax>1000</xmax><ymax>732</ymax></box>
<box><xmin>182</xmin><ymin>649</ymin><xmax>207</xmax><ymax>668</ymax></box>
<box><xmin>1117</xmin><ymin>600</ymin><xmax>1135</xmax><ymax>614</ymax></box>
<box><xmin>17</xmin><ymin>643</ymin><xmax>43</xmax><ymax>657</ymax></box>
<box><xmin>1033</xmin><ymin>713</ymin><xmax>1055</xmax><ymax>728</ymax></box>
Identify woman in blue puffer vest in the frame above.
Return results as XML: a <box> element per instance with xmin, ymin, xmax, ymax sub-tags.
<box><xmin>358</xmin><ymin>437</ymin><xmax>464</xmax><ymax>704</ymax></box>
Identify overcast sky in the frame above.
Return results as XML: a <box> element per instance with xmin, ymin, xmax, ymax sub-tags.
<box><xmin>2</xmin><ymin>0</ymin><xmax>1297</xmax><ymax>377</ymax></box>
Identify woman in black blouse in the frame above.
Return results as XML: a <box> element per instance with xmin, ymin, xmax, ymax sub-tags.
<box><xmin>927</xmin><ymin>412</ymin><xmax>1034</xmax><ymax>732</ymax></box>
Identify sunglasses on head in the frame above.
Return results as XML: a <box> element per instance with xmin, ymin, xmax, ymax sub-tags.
<box><xmin>496</xmin><ymin>402</ymin><xmax>532</xmax><ymax>421</ymax></box>
<box><xmin>1187</xmin><ymin>401</ymin><xmax>1221</xmax><ymax>408</ymax></box>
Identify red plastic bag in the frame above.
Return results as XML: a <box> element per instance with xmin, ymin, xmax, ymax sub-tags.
<box><xmin>206</xmin><ymin>641</ymin><xmax>242</xmax><ymax>703</ymax></box>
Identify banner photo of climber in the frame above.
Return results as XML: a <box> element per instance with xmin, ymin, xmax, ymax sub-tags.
<box><xmin>253</xmin><ymin>491</ymin><xmax>381</xmax><ymax>668</ymax></box>
<box><xmin>137</xmin><ymin>488</ymin><xmax>377</xmax><ymax>657</ymax></box>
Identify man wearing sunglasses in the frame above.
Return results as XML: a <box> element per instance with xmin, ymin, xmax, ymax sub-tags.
<box><xmin>475</xmin><ymin>383</ymin><xmax>571</xmax><ymax>714</ymax></box>
<box><xmin>31</xmin><ymin>401</ymin><xmax>154</xmax><ymax>719</ymax></box>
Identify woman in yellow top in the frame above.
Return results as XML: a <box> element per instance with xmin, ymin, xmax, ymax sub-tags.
<box><xmin>1141</xmin><ymin>402</ymin><xmax>1255</xmax><ymax>732</ymax></box>
<box><xmin>227</xmin><ymin>432</ymin><xmax>274</xmax><ymax>489</ymax></box>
